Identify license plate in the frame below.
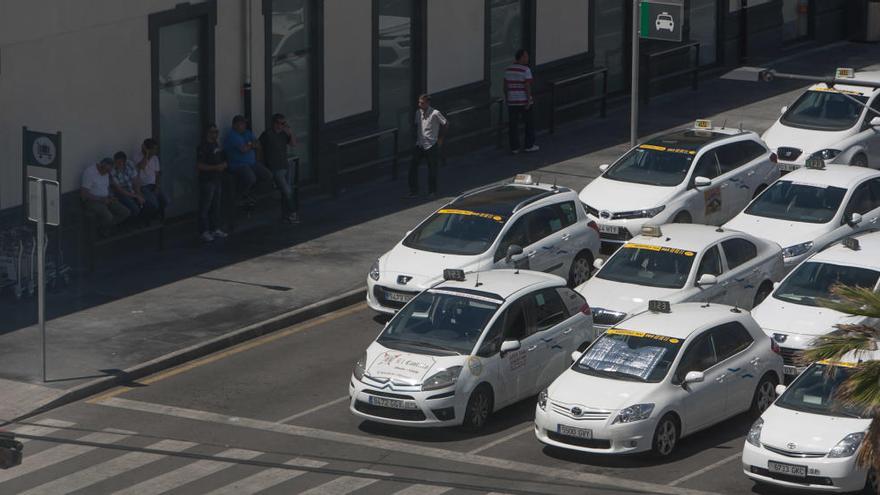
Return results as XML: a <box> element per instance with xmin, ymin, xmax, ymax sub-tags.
<box><xmin>557</xmin><ymin>424</ymin><xmax>592</xmax><ymax>439</ymax></box>
<box><xmin>598</xmin><ymin>224</ymin><xmax>619</xmax><ymax>235</ymax></box>
<box><xmin>778</xmin><ymin>162</ymin><xmax>800</xmax><ymax>172</ymax></box>
<box><xmin>369</xmin><ymin>396</ymin><xmax>419</xmax><ymax>410</ymax></box>
<box><xmin>768</xmin><ymin>460</ymin><xmax>807</xmax><ymax>478</ymax></box>
<box><xmin>783</xmin><ymin>365</ymin><xmax>799</xmax><ymax>376</ymax></box>
<box><xmin>385</xmin><ymin>291</ymin><xmax>413</xmax><ymax>303</ymax></box>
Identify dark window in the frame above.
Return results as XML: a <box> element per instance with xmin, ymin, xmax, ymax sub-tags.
<box><xmin>530</xmin><ymin>288</ymin><xmax>568</xmax><ymax>331</ymax></box>
<box><xmin>502</xmin><ymin>300</ymin><xmax>528</xmax><ymax>341</ymax></box>
<box><xmin>715</xmin><ymin>141</ymin><xmax>768</xmax><ymax>174</ymax></box>
<box><xmin>710</xmin><ymin>322</ymin><xmax>754</xmax><ymax>361</ymax></box>
<box><xmin>693</xmin><ymin>151</ymin><xmax>722</xmax><ymax>181</ymax></box>
<box><xmin>674</xmin><ymin>333</ymin><xmax>717</xmax><ymax>383</ymax></box>
<box><xmin>869</xmin><ymin>179</ymin><xmax>880</xmax><ymax>203</ymax></box>
<box><xmin>697</xmin><ymin>245</ymin><xmax>723</xmax><ymax>278</ymax></box>
<box><xmin>556</xmin><ymin>287</ymin><xmax>585</xmax><ymax>316</ymax></box>
<box><xmin>844</xmin><ymin>181</ymin><xmax>880</xmax><ymax>218</ymax></box>
<box><xmin>558</xmin><ymin>201</ymin><xmax>578</xmax><ymax>228</ymax></box>
<box><xmin>478</xmin><ymin>313</ymin><xmax>505</xmax><ymax>356</ymax></box>
<box><xmin>721</xmin><ymin>238</ymin><xmax>758</xmax><ymax>270</ymax></box>
<box><xmin>524</xmin><ymin>205</ymin><xmax>567</xmax><ymax>244</ymax></box>
<box><xmin>494</xmin><ymin>216</ymin><xmax>529</xmax><ymax>262</ymax></box>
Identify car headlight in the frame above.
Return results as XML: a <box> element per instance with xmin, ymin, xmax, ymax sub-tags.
<box><xmin>613</xmin><ymin>205</ymin><xmax>666</xmax><ymax>220</ymax></box>
<box><xmin>811</xmin><ymin>149</ymin><xmax>842</xmax><ymax>160</ymax></box>
<box><xmin>353</xmin><ymin>352</ymin><xmax>367</xmax><ymax>381</ymax></box>
<box><xmin>369</xmin><ymin>260</ymin><xmax>380</xmax><ymax>281</ymax></box>
<box><xmin>538</xmin><ymin>389</ymin><xmax>548</xmax><ymax>411</ymax></box>
<box><xmin>828</xmin><ymin>432</ymin><xmax>865</xmax><ymax>458</ymax></box>
<box><xmin>746</xmin><ymin>418</ymin><xmax>763</xmax><ymax>447</ymax></box>
<box><xmin>591</xmin><ymin>308</ymin><xmax>628</xmax><ymax>326</ymax></box>
<box><xmin>421</xmin><ymin>366</ymin><xmax>462</xmax><ymax>391</ymax></box>
<box><xmin>782</xmin><ymin>241</ymin><xmax>813</xmax><ymax>259</ymax></box>
<box><xmin>612</xmin><ymin>403</ymin><xmax>654</xmax><ymax>424</ymax></box>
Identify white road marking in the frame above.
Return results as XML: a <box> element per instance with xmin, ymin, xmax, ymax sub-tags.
<box><xmin>19</xmin><ymin>439</ymin><xmax>195</xmax><ymax>495</ymax></box>
<box><xmin>668</xmin><ymin>452</ymin><xmax>743</xmax><ymax>486</ymax></box>
<box><xmin>202</xmin><ymin>458</ymin><xmax>329</xmax><ymax>495</ymax></box>
<box><xmin>98</xmin><ymin>397</ymin><xmax>716</xmax><ymax>495</ymax></box>
<box><xmin>467</xmin><ymin>426</ymin><xmax>533</xmax><ymax>455</ymax></box>
<box><xmin>9</xmin><ymin>418</ymin><xmax>75</xmax><ymax>444</ymax></box>
<box><xmin>355</xmin><ymin>468</ymin><xmax>393</xmax><ymax>476</ymax></box>
<box><xmin>0</xmin><ymin>429</ymin><xmax>134</xmax><ymax>483</ymax></box>
<box><xmin>299</xmin><ymin>475</ymin><xmax>377</xmax><ymax>494</ymax></box>
<box><xmin>112</xmin><ymin>447</ymin><xmax>262</xmax><ymax>495</ymax></box>
<box><xmin>278</xmin><ymin>396</ymin><xmax>349</xmax><ymax>424</ymax></box>
<box><xmin>393</xmin><ymin>485</ymin><xmax>452</xmax><ymax>495</ymax></box>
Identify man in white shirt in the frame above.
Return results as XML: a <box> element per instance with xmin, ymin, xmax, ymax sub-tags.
<box><xmin>409</xmin><ymin>94</ymin><xmax>448</xmax><ymax>198</ymax></box>
<box><xmin>132</xmin><ymin>138</ymin><xmax>168</xmax><ymax>219</ymax></box>
<box><xmin>81</xmin><ymin>157</ymin><xmax>130</xmax><ymax>232</ymax></box>
<box><xmin>504</xmin><ymin>48</ymin><xmax>538</xmax><ymax>154</ymax></box>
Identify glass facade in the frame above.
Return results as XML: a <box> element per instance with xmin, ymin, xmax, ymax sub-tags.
<box><xmin>689</xmin><ymin>0</ymin><xmax>717</xmax><ymax>66</ymax></box>
<box><xmin>377</xmin><ymin>0</ymin><xmax>414</xmax><ymax>150</ymax></box>
<box><xmin>593</xmin><ymin>0</ymin><xmax>627</xmax><ymax>92</ymax></box>
<box><xmin>489</xmin><ymin>0</ymin><xmax>524</xmax><ymax>100</ymax></box>
<box><xmin>782</xmin><ymin>0</ymin><xmax>809</xmax><ymax>41</ymax></box>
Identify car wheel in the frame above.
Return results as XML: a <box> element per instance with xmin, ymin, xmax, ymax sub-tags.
<box><xmin>750</xmin><ymin>374</ymin><xmax>777</xmax><ymax>417</ymax></box>
<box><xmin>568</xmin><ymin>251</ymin><xmax>594</xmax><ymax>287</ymax></box>
<box><xmin>651</xmin><ymin>414</ymin><xmax>679</xmax><ymax>457</ymax></box>
<box><xmin>462</xmin><ymin>385</ymin><xmax>493</xmax><ymax>432</ymax></box>
<box><xmin>672</xmin><ymin>212</ymin><xmax>692</xmax><ymax>223</ymax></box>
<box><xmin>752</xmin><ymin>281</ymin><xmax>774</xmax><ymax>308</ymax></box>
<box><xmin>852</xmin><ymin>154</ymin><xmax>869</xmax><ymax>168</ymax></box>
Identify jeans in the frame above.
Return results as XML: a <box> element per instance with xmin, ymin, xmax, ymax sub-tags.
<box><xmin>271</xmin><ymin>168</ymin><xmax>297</xmax><ymax>216</ymax></box>
<box><xmin>198</xmin><ymin>179</ymin><xmax>223</xmax><ymax>233</ymax></box>
<box><xmin>508</xmin><ymin>105</ymin><xmax>535</xmax><ymax>151</ymax></box>
<box><xmin>139</xmin><ymin>184</ymin><xmax>167</xmax><ymax>219</ymax></box>
<box><xmin>114</xmin><ymin>192</ymin><xmax>141</xmax><ymax>218</ymax></box>
<box><xmin>409</xmin><ymin>145</ymin><xmax>439</xmax><ymax>194</ymax></box>
<box><xmin>231</xmin><ymin>163</ymin><xmax>272</xmax><ymax>197</ymax></box>
<box><xmin>84</xmin><ymin>199</ymin><xmax>130</xmax><ymax>229</ymax></box>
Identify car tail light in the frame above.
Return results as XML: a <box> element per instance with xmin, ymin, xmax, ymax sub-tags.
<box><xmin>769</xmin><ymin>152</ymin><xmax>778</xmax><ymax>164</ymax></box>
<box><xmin>587</xmin><ymin>220</ymin><xmax>600</xmax><ymax>234</ymax></box>
<box><xmin>580</xmin><ymin>303</ymin><xmax>592</xmax><ymax>316</ymax></box>
<box><xmin>770</xmin><ymin>339</ymin><xmax>781</xmax><ymax>355</ymax></box>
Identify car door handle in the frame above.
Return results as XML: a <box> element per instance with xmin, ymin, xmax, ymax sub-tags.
<box><xmin>750</xmin><ymin>357</ymin><xmax>761</xmax><ymax>365</ymax></box>
<box><xmin>527</xmin><ymin>251</ymin><xmax>537</xmax><ymax>258</ymax></box>
<box><xmin>527</xmin><ymin>345</ymin><xmax>538</xmax><ymax>351</ymax></box>
<box><xmin>720</xmin><ymin>183</ymin><xmax>729</xmax><ymax>189</ymax></box>
<box><xmin>747</xmin><ymin>170</ymin><xmax>756</xmax><ymax>176</ymax></box>
<box><xmin>562</xmin><ymin>328</ymin><xmax>573</xmax><ymax>334</ymax></box>
<box><xmin>561</xmin><ymin>233</ymin><xmax>571</xmax><ymax>241</ymax></box>
<box><xmin>715</xmin><ymin>373</ymin><xmax>727</xmax><ymax>382</ymax></box>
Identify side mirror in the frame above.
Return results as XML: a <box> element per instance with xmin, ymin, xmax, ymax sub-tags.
<box><xmin>780</xmin><ymin>106</ymin><xmax>788</xmax><ymax>115</ymax></box>
<box><xmin>871</xmin><ymin>116</ymin><xmax>880</xmax><ymax>127</ymax></box>
<box><xmin>500</xmin><ymin>340</ymin><xmax>521</xmax><ymax>356</ymax></box>
<box><xmin>775</xmin><ymin>384</ymin><xmax>787</xmax><ymax>396</ymax></box>
<box><xmin>570</xmin><ymin>350</ymin><xmax>583</xmax><ymax>363</ymax></box>
<box><xmin>773</xmin><ymin>281</ymin><xmax>780</xmax><ymax>290</ymax></box>
<box><xmin>693</xmin><ymin>176</ymin><xmax>712</xmax><ymax>188</ymax></box>
<box><xmin>505</xmin><ymin>244</ymin><xmax>524</xmax><ymax>264</ymax></box>
<box><xmin>593</xmin><ymin>258</ymin><xmax>605</xmax><ymax>270</ymax></box>
<box><xmin>684</xmin><ymin>371</ymin><xmax>705</xmax><ymax>384</ymax></box>
<box><xmin>697</xmin><ymin>273</ymin><xmax>717</xmax><ymax>286</ymax></box>
<box><xmin>849</xmin><ymin>213</ymin><xmax>863</xmax><ymax>226</ymax></box>
<box><xmin>598</xmin><ymin>163</ymin><xmax>610</xmax><ymax>172</ymax></box>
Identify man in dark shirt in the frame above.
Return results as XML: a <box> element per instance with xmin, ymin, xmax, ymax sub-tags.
<box><xmin>196</xmin><ymin>124</ymin><xmax>229</xmax><ymax>242</ymax></box>
<box><xmin>259</xmin><ymin>113</ymin><xmax>299</xmax><ymax>223</ymax></box>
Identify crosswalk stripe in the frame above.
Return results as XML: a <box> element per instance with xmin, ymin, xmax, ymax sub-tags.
<box><xmin>299</xmin><ymin>476</ymin><xmax>378</xmax><ymax>495</ymax></box>
<box><xmin>0</xmin><ymin>429</ymin><xmax>133</xmax><ymax>484</ymax></box>
<box><xmin>19</xmin><ymin>439</ymin><xmax>196</xmax><ymax>495</ymax></box>
<box><xmin>202</xmin><ymin>458</ymin><xmax>327</xmax><ymax>495</ymax></box>
<box><xmin>392</xmin><ymin>485</ymin><xmax>453</xmax><ymax>495</ymax></box>
<box><xmin>9</xmin><ymin>419</ymin><xmax>76</xmax><ymax>444</ymax></box>
<box><xmin>111</xmin><ymin>448</ymin><xmax>262</xmax><ymax>495</ymax></box>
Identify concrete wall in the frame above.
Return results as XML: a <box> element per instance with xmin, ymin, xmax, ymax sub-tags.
<box><xmin>427</xmin><ymin>0</ymin><xmax>485</xmax><ymax>93</ymax></box>
<box><xmin>323</xmin><ymin>0</ymin><xmax>372</xmax><ymax>122</ymax></box>
<box><xmin>535</xmin><ymin>0</ymin><xmax>589</xmax><ymax>65</ymax></box>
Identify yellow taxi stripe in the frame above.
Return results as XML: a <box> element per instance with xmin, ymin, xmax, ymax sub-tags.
<box><xmin>818</xmin><ymin>359</ymin><xmax>857</xmax><ymax>368</ymax></box>
<box><xmin>606</xmin><ymin>328</ymin><xmax>682</xmax><ymax>344</ymax></box>
<box><xmin>623</xmin><ymin>243</ymin><xmax>696</xmax><ymax>256</ymax></box>
<box><xmin>437</xmin><ymin>209</ymin><xmax>504</xmax><ymax>222</ymax></box>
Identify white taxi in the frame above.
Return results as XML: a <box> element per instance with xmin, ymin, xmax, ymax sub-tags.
<box><xmin>763</xmin><ymin>68</ymin><xmax>880</xmax><ymax>171</ymax></box>
<box><xmin>579</xmin><ymin>120</ymin><xmax>779</xmax><ymax>248</ymax></box>
<box><xmin>743</xmin><ymin>354</ymin><xmax>878</xmax><ymax>493</ymax></box>
<box><xmin>724</xmin><ymin>162</ymin><xmax>880</xmax><ymax>271</ymax></box>
<box><xmin>351</xmin><ymin>269</ymin><xmax>594</xmax><ymax>430</ymax></box>
<box><xmin>368</xmin><ymin>175</ymin><xmax>601</xmax><ymax>314</ymax></box>
<box><xmin>535</xmin><ymin>301</ymin><xmax>783</xmax><ymax>456</ymax></box>
<box><xmin>576</xmin><ymin>224</ymin><xmax>784</xmax><ymax>329</ymax></box>
<box><xmin>753</xmin><ymin>232</ymin><xmax>880</xmax><ymax>378</ymax></box>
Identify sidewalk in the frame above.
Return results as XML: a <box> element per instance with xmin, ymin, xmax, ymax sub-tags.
<box><xmin>3</xmin><ymin>41</ymin><xmax>879</xmax><ymax>422</ymax></box>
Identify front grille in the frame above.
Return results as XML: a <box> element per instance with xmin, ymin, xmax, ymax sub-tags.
<box><xmin>373</xmin><ymin>286</ymin><xmax>419</xmax><ymax>310</ymax></box>
<box><xmin>363</xmin><ymin>389</ymin><xmax>416</xmax><ymax>400</ymax></box>
<box><xmin>779</xmin><ymin>347</ymin><xmax>804</xmax><ymax>367</ymax></box>
<box><xmin>547</xmin><ymin>431</ymin><xmax>611</xmax><ymax>449</ymax></box>
<box><xmin>599</xmin><ymin>229</ymin><xmax>633</xmax><ymax>242</ymax></box>
<box><xmin>777</xmin><ymin>147</ymin><xmax>803</xmax><ymax>161</ymax></box>
<box><xmin>550</xmin><ymin>401</ymin><xmax>611</xmax><ymax>421</ymax></box>
<box><xmin>750</xmin><ymin>466</ymin><xmax>833</xmax><ymax>486</ymax></box>
<box><xmin>763</xmin><ymin>444</ymin><xmax>826</xmax><ymax>458</ymax></box>
<box><xmin>354</xmin><ymin>400</ymin><xmax>426</xmax><ymax>421</ymax></box>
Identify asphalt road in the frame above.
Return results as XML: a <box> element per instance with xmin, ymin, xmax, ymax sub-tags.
<box><xmin>2</xmin><ymin>303</ymin><xmax>797</xmax><ymax>495</ymax></box>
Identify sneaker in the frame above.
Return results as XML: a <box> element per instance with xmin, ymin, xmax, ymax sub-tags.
<box><xmin>211</xmin><ymin>229</ymin><xmax>228</xmax><ymax>239</ymax></box>
<box><xmin>200</xmin><ymin>232</ymin><xmax>214</xmax><ymax>242</ymax></box>
<box><xmin>524</xmin><ymin>145</ymin><xmax>540</xmax><ymax>153</ymax></box>
<box><xmin>285</xmin><ymin>213</ymin><xmax>301</xmax><ymax>224</ymax></box>
<box><xmin>511</xmin><ymin>149</ymin><xmax>520</xmax><ymax>155</ymax></box>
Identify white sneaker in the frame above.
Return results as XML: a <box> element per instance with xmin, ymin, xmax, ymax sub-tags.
<box><xmin>524</xmin><ymin>145</ymin><xmax>540</xmax><ymax>153</ymax></box>
<box><xmin>212</xmin><ymin>229</ymin><xmax>228</xmax><ymax>239</ymax></box>
<box><xmin>200</xmin><ymin>232</ymin><xmax>214</xmax><ymax>242</ymax></box>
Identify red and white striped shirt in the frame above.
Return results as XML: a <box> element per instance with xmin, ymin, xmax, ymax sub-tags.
<box><xmin>504</xmin><ymin>63</ymin><xmax>533</xmax><ymax>106</ymax></box>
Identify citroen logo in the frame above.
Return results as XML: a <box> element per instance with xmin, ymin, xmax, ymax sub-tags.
<box><xmin>773</xmin><ymin>333</ymin><xmax>788</xmax><ymax>343</ymax></box>
<box><xmin>599</xmin><ymin>210</ymin><xmax>612</xmax><ymax>220</ymax></box>
<box><xmin>570</xmin><ymin>407</ymin><xmax>582</xmax><ymax>417</ymax></box>
<box><xmin>397</xmin><ymin>275</ymin><xmax>413</xmax><ymax>285</ymax></box>
<box><xmin>787</xmin><ymin>442</ymin><xmax>797</xmax><ymax>450</ymax></box>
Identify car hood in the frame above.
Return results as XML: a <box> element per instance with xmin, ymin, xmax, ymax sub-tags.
<box><xmin>548</xmin><ymin>368</ymin><xmax>656</xmax><ymax>412</ymax></box>
<box><xmin>759</xmin><ymin>404</ymin><xmax>869</xmax><ymax>454</ymax></box>
<box><xmin>576</xmin><ymin>276</ymin><xmax>680</xmax><ymax>315</ymax></box>
<box><xmin>579</xmin><ymin>177</ymin><xmax>676</xmax><ymax>214</ymax></box>
<box><xmin>381</xmin><ymin>244</ymin><xmax>482</xmax><ymax>282</ymax></box>
<box><xmin>762</xmin><ymin>123</ymin><xmax>852</xmax><ymax>158</ymax></box>
<box><xmin>753</xmin><ymin>296</ymin><xmax>860</xmax><ymax>337</ymax></box>
<box><xmin>724</xmin><ymin>214</ymin><xmax>829</xmax><ymax>249</ymax></box>
<box><xmin>365</xmin><ymin>343</ymin><xmax>465</xmax><ymax>386</ymax></box>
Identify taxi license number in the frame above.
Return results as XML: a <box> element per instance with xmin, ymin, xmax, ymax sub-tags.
<box><xmin>385</xmin><ymin>291</ymin><xmax>413</xmax><ymax>304</ymax></box>
<box><xmin>369</xmin><ymin>396</ymin><xmax>419</xmax><ymax>410</ymax></box>
<box><xmin>778</xmin><ymin>162</ymin><xmax>800</xmax><ymax>172</ymax></box>
<box><xmin>598</xmin><ymin>224</ymin><xmax>619</xmax><ymax>235</ymax></box>
<box><xmin>768</xmin><ymin>460</ymin><xmax>807</xmax><ymax>478</ymax></box>
<box><xmin>783</xmin><ymin>365</ymin><xmax>799</xmax><ymax>376</ymax></box>
<box><xmin>558</xmin><ymin>424</ymin><xmax>592</xmax><ymax>439</ymax></box>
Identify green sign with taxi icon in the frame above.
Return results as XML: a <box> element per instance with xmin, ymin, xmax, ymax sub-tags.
<box><xmin>640</xmin><ymin>1</ymin><xmax>683</xmax><ymax>42</ymax></box>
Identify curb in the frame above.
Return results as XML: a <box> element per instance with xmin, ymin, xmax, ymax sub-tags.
<box><xmin>13</xmin><ymin>287</ymin><xmax>367</xmax><ymax>422</ymax></box>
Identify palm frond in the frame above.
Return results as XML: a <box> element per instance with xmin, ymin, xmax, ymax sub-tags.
<box><xmin>804</xmin><ymin>325</ymin><xmax>880</xmax><ymax>364</ymax></box>
<box><xmin>819</xmin><ymin>284</ymin><xmax>880</xmax><ymax>319</ymax></box>
<box><xmin>837</xmin><ymin>362</ymin><xmax>880</xmax><ymax>411</ymax></box>
<box><xmin>857</xmin><ymin>413</ymin><xmax>880</xmax><ymax>472</ymax></box>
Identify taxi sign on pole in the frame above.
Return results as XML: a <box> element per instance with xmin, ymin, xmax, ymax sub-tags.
<box><xmin>639</xmin><ymin>1</ymin><xmax>683</xmax><ymax>42</ymax></box>
<box><xmin>835</xmin><ymin>68</ymin><xmax>855</xmax><ymax>79</ymax></box>
<box><xmin>694</xmin><ymin>119</ymin><xmax>713</xmax><ymax>130</ymax></box>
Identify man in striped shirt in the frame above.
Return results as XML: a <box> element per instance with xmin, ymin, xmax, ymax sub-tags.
<box><xmin>504</xmin><ymin>49</ymin><xmax>538</xmax><ymax>154</ymax></box>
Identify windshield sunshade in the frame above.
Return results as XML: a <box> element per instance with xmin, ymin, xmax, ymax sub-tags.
<box><xmin>596</xmin><ymin>242</ymin><xmax>696</xmax><ymax>289</ymax></box>
<box><xmin>402</xmin><ymin>208</ymin><xmax>506</xmax><ymax>255</ymax></box>
<box><xmin>576</xmin><ymin>329</ymin><xmax>683</xmax><ymax>382</ymax></box>
<box><xmin>603</xmin><ymin>145</ymin><xmax>695</xmax><ymax>187</ymax></box>
<box><xmin>773</xmin><ymin>261</ymin><xmax>880</xmax><ymax>307</ymax></box>
<box><xmin>745</xmin><ymin>180</ymin><xmax>846</xmax><ymax>224</ymax></box>
<box><xmin>781</xmin><ymin>90</ymin><xmax>869</xmax><ymax>131</ymax></box>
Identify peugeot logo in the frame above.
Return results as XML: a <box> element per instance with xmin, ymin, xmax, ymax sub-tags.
<box><xmin>570</xmin><ymin>407</ymin><xmax>583</xmax><ymax>417</ymax></box>
<box><xmin>787</xmin><ymin>442</ymin><xmax>797</xmax><ymax>450</ymax></box>
<box><xmin>599</xmin><ymin>210</ymin><xmax>612</xmax><ymax>220</ymax></box>
<box><xmin>397</xmin><ymin>275</ymin><xmax>413</xmax><ymax>285</ymax></box>
<box><xmin>773</xmin><ymin>333</ymin><xmax>788</xmax><ymax>343</ymax></box>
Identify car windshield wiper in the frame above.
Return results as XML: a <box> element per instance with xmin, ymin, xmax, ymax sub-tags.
<box><xmin>400</xmin><ymin>340</ymin><xmax>462</xmax><ymax>355</ymax></box>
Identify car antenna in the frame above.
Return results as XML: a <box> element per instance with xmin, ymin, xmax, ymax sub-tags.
<box><xmin>552</xmin><ymin>177</ymin><xmax>558</xmax><ymax>190</ymax></box>
<box><xmin>721</xmin><ymin>119</ymin><xmax>727</xmax><ymax>129</ymax></box>
<box><xmin>738</xmin><ymin>122</ymin><xmax>743</xmax><ymax>132</ymax></box>
<box><xmin>475</xmin><ymin>271</ymin><xmax>483</xmax><ymax>287</ymax></box>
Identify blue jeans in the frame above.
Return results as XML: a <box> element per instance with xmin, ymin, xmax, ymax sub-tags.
<box><xmin>198</xmin><ymin>179</ymin><xmax>222</xmax><ymax>233</ymax></box>
<box><xmin>272</xmin><ymin>168</ymin><xmax>297</xmax><ymax>216</ymax></box>
<box><xmin>139</xmin><ymin>184</ymin><xmax>167</xmax><ymax>219</ymax></box>
<box><xmin>508</xmin><ymin>105</ymin><xmax>535</xmax><ymax>150</ymax></box>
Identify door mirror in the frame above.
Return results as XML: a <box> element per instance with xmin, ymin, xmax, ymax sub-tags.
<box><xmin>871</xmin><ymin>116</ymin><xmax>880</xmax><ymax>127</ymax></box>
<box><xmin>697</xmin><ymin>273</ymin><xmax>717</xmax><ymax>286</ymax></box>
<box><xmin>780</xmin><ymin>106</ymin><xmax>788</xmax><ymax>115</ymax></box>
<box><xmin>570</xmin><ymin>350</ymin><xmax>583</xmax><ymax>363</ymax></box>
<box><xmin>683</xmin><ymin>371</ymin><xmax>705</xmax><ymax>384</ymax></box>
<box><xmin>773</xmin><ymin>281</ymin><xmax>780</xmax><ymax>290</ymax></box>
<box><xmin>598</xmin><ymin>163</ymin><xmax>610</xmax><ymax>172</ymax></box>
<box><xmin>849</xmin><ymin>212</ymin><xmax>863</xmax><ymax>226</ymax></box>
<box><xmin>505</xmin><ymin>244</ymin><xmax>524</xmax><ymax>264</ymax></box>
<box><xmin>592</xmin><ymin>258</ymin><xmax>605</xmax><ymax>270</ymax></box>
<box><xmin>500</xmin><ymin>340</ymin><xmax>521</xmax><ymax>356</ymax></box>
<box><xmin>775</xmin><ymin>384</ymin><xmax>787</xmax><ymax>396</ymax></box>
<box><xmin>693</xmin><ymin>176</ymin><xmax>712</xmax><ymax>188</ymax></box>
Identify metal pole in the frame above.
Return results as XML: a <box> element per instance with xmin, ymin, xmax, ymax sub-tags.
<box><xmin>630</xmin><ymin>0</ymin><xmax>640</xmax><ymax>148</ymax></box>
<box><xmin>36</xmin><ymin>182</ymin><xmax>46</xmax><ymax>382</ymax></box>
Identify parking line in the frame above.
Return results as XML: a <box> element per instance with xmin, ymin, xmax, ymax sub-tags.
<box><xmin>668</xmin><ymin>452</ymin><xmax>742</xmax><ymax>487</ymax></box>
<box><xmin>467</xmin><ymin>426</ymin><xmax>533</xmax><ymax>455</ymax></box>
<box><xmin>88</xmin><ymin>303</ymin><xmax>367</xmax><ymax>403</ymax></box>
<box><xmin>278</xmin><ymin>396</ymin><xmax>349</xmax><ymax>424</ymax></box>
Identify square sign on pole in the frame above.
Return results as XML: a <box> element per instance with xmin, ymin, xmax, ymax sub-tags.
<box><xmin>44</xmin><ymin>180</ymin><xmax>61</xmax><ymax>227</ymax></box>
<box><xmin>28</xmin><ymin>177</ymin><xmax>43</xmax><ymax>223</ymax></box>
<box><xmin>640</xmin><ymin>1</ymin><xmax>684</xmax><ymax>42</ymax></box>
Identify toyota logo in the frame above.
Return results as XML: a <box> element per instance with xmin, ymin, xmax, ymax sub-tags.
<box><xmin>570</xmin><ymin>407</ymin><xmax>582</xmax><ymax>416</ymax></box>
<box><xmin>599</xmin><ymin>210</ymin><xmax>612</xmax><ymax>220</ymax></box>
<box><xmin>397</xmin><ymin>275</ymin><xmax>413</xmax><ymax>285</ymax></box>
<box><xmin>773</xmin><ymin>333</ymin><xmax>788</xmax><ymax>343</ymax></box>
<box><xmin>787</xmin><ymin>442</ymin><xmax>797</xmax><ymax>450</ymax></box>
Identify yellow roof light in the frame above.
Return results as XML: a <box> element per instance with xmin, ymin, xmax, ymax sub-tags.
<box><xmin>836</xmin><ymin>67</ymin><xmax>855</xmax><ymax>79</ymax></box>
<box><xmin>514</xmin><ymin>174</ymin><xmax>534</xmax><ymax>185</ymax></box>
<box><xmin>641</xmin><ymin>225</ymin><xmax>662</xmax><ymax>237</ymax></box>
<box><xmin>805</xmin><ymin>156</ymin><xmax>826</xmax><ymax>170</ymax></box>
<box><xmin>694</xmin><ymin>119</ymin><xmax>712</xmax><ymax>130</ymax></box>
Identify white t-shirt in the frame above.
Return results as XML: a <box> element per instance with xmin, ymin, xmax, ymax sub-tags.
<box><xmin>81</xmin><ymin>164</ymin><xmax>110</xmax><ymax>198</ymax></box>
<box><xmin>132</xmin><ymin>151</ymin><xmax>161</xmax><ymax>186</ymax></box>
<box><xmin>415</xmin><ymin>107</ymin><xmax>448</xmax><ymax>150</ymax></box>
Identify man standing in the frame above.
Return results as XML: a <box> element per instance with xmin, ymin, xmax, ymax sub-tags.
<box><xmin>81</xmin><ymin>157</ymin><xmax>130</xmax><ymax>234</ymax></box>
<box><xmin>504</xmin><ymin>48</ymin><xmax>538</xmax><ymax>154</ymax></box>
<box><xmin>409</xmin><ymin>94</ymin><xmax>448</xmax><ymax>198</ymax></box>
<box><xmin>196</xmin><ymin>124</ymin><xmax>229</xmax><ymax>242</ymax></box>
<box><xmin>109</xmin><ymin>151</ymin><xmax>145</xmax><ymax>220</ymax></box>
<box><xmin>132</xmin><ymin>138</ymin><xmax>168</xmax><ymax>219</ymax></box>
<box><xmin>259</xmin><ymin>113</ymin><xmax>300</xmax><ymax>223</ymax></box>
<box><xmin>224</xmin><ymin>114</ymin><xmax>272</xmax><ymax>204</ymax></box>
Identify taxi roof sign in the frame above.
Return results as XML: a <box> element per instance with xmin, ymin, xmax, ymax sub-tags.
<box><xmin>443</xmin><ymin>268</ymin><xmax>466</xmax><ymax>281</ymax></box>
<box><xmin>805</xmin><ymin>155</ymin><xmax>826</xmax><ymax>170</ymax></box>
<box><xmin>836</xmin><ymin>67</ymin><xmax>855</xmax><ymax>79</ymax></box>
<box><xmin>641</xmin><ymin>225</ymin><xmax>662</xmax><ymax>237</ymax></box>
<box><xmin>843</xmin><ymin>237</ymin><xmax>860</xmax><ymax>251</ymax></box>
<box><xmin>513</xmin><ymin>174</ymin><xmax>534</xmax><ymax>185</ymax></box>
<box><xmin>694</xmin><ymin>119</ymin><xmax>713</xmax><ymax>130</ymax></box>
<box><xmin>648</xmin><ymin>300</ymin><xmax>671</xmax><ymax>314</ymax></box>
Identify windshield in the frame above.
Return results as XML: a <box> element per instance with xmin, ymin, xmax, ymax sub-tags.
<box><xmin>774</xmin><ymin>261</ymin><xmax>880</xmax><ymax>307</ymax></box>
<box><xmin>776</xmin><ymin>363</ymin><xmax>870</xmax><ymax>418</ymax></box>
<box><xmin>377</xmin><ymin>289</ymin><xmax>501</xmax><ymax>355</ymax></box>
<box><xmin>575</xmin><ymin>329</ymin><xmax>683</xmax><ymax>382</ymax></box>
<box><xmin>596</xmin><ymin>243</ymin><xmax>696</xmax><ymax>289</ymax></box>
<box><xmin>402</xmin><ymin>209</ymin><xmax>506</xmax><ymax>255</ymax></box>
<box><xmin>603</xmin><ymin>145</ymin><xmax>695</xmax><ymax>187</ymax></box>
<box><xmin>781</xmin><ymin>90</ymin><xmax>869</xmax><ymax>131</ymax></box>
<box><xmin>744</xmin><ymin>180</ymin><xmax>846</xmax><ymax>224</ymax></box>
